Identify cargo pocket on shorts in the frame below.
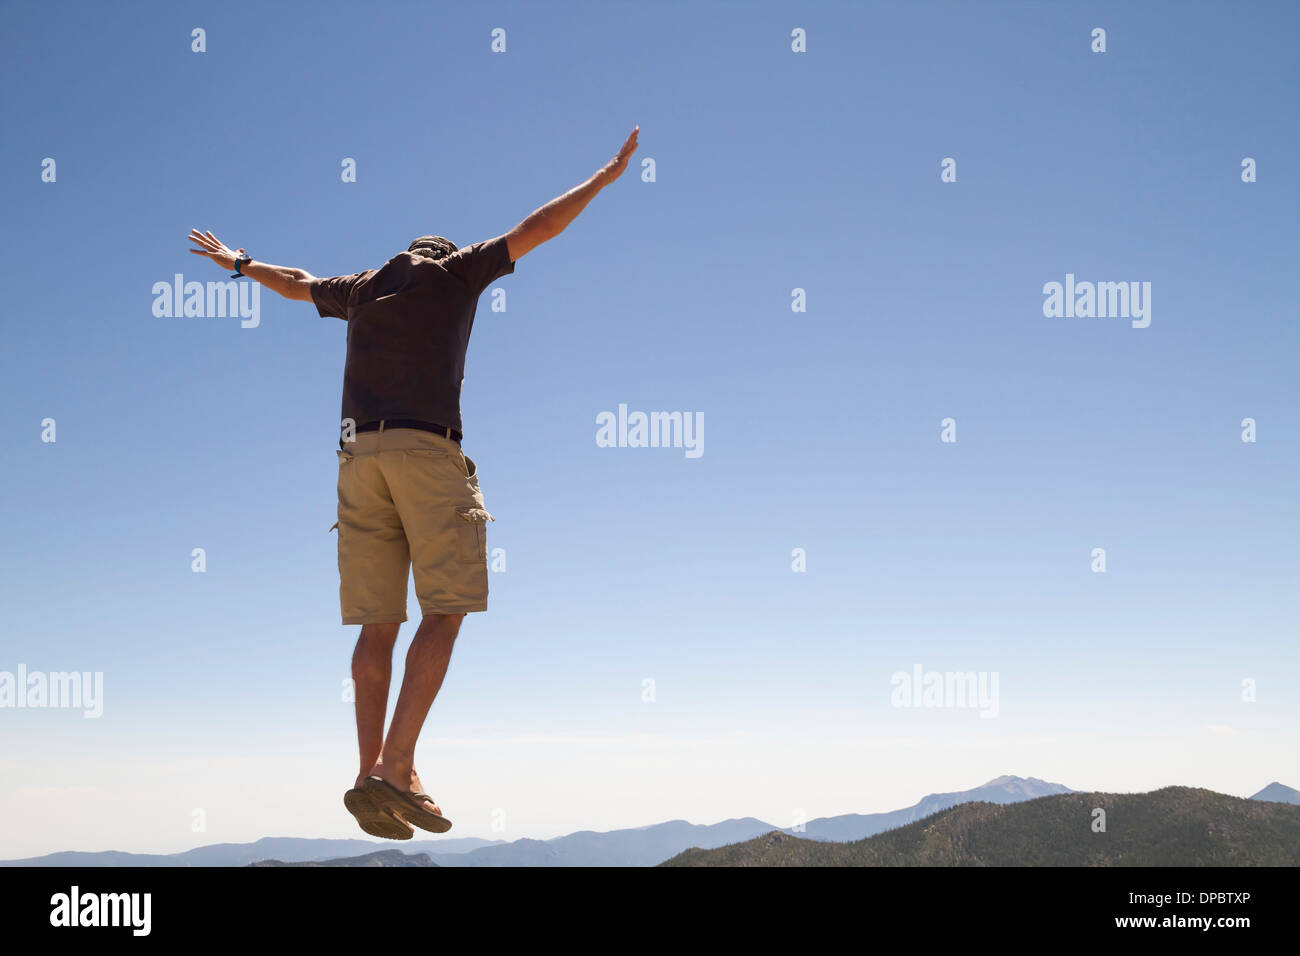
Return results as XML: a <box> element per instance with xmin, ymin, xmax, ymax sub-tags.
<box><xmin>456</xmin><ymin>507</ymin><xmax>494</xmax><ymax>563</ymax></box>
<box><xmin>332</xmin><ymin>448</ymin><xmax>352</xmax><ymax>533</ymax></box>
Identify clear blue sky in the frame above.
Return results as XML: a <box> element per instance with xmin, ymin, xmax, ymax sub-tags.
<box><xmin>1</xmin><ymin>0</ymin><xmax>1297</xmax><ymax>857</ymax></box>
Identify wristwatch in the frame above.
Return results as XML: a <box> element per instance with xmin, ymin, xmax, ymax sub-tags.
<box><xmin>231</xmin><ymin>252</ymin><xmax>253</xmax><ymax>278</ymax></box>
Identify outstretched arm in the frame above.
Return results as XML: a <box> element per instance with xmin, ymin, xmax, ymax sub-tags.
<box><xmin>505</xmin><ymin>126</ymin><xmax>638</xmax><ymax>261</ymax></box>
<box><xmin>186</xmin><ymin>229</ymin><xmax>316</xmax><ymax>301</ymax></box>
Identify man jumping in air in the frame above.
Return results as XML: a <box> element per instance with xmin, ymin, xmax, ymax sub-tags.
<box><xmin>188</xmin><ymin>126</ymin><xmax>638</xmax><ymax>840</ymax></box>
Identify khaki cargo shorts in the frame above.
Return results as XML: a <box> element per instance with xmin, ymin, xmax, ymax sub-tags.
<box><xmin>331</xmin><ymin>427</ymin><xmax>493</xmax><ymax>624</ymax></box>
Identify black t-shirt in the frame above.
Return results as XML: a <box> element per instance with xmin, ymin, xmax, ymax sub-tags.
<box><xmin>311</xmin><ymin>235</ymin><xmax>516</xmax><ymax>435</ymax></box>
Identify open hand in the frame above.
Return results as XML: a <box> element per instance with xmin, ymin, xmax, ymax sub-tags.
<box><xmin>599</xmin><ymin>126</ymin><xmax>639</xmax><ymax>183</ymax></box>
<box><xmin>187</xmin><ymin>229</ymin><xmax>242</xmax><ymax>272</ymax></box>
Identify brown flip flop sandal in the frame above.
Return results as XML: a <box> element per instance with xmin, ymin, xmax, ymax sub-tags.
<box><xmin>361</xmin><ymin>775</ymin><xmax>453</xmax><ymax>833</ymax></box>
<box><xmin>344</xmin><ymin>787</ymin><xmax>414</xmax><ymax>841</ymax></box>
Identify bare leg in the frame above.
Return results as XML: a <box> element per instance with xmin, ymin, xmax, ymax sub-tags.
<box><xmin>367</xmin><ymin>613</ymin><xmax>463</xmax><ymax>809</ymax></box>
<box><xmin>351</xmin><ymin>622</ymin><xmax>401</xmax><ymax>788</ymax></box>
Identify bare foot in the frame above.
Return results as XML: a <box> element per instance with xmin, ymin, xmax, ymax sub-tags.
<box><xmin>364</xmin><ymin>762</ymin><xmax>443</xmax><ymax>816</ymax></box>
<box><xmin>354</xmin><ymin>762</ymin><xmax>380</xmax><ymax>790</ymax></box>
<box><xmin>408</xmin><ymin>768</ymin><xmax>443</xmax><ymax>815</ymax></box>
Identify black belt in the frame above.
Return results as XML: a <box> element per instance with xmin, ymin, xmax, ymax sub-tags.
<box><xmin>349</xmin><ymin>419</ymin><xmax>462</xmax><ymax>444</ymax></box>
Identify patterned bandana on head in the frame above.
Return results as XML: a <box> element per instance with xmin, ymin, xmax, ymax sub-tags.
<box><xmin>407</xmin><ymin>235</ymin><xmax>459</xmax><ymax>261</ymax></box>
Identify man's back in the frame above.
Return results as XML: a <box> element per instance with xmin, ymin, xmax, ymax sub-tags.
<box><xmin>311</xmin><ymin>236</ymin><xmax>515</xmax><ymax>435</ymax></box>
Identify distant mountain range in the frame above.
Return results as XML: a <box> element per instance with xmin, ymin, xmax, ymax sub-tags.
<box><xmin>429</xmin><ymin>816</ymin><xmax>776</xmax><ymax>867</ymax></box>
<box><xmin>251</xmin><ymin>849</ymin><xmax>437</xmax><ymax>868</ymax></box>
<box><xmin>661</xmin><ymin>787</ymin><xmax>1300</xmax><ymax>866</ymax></box>
<box><xmin>3</xmin><ymin>777</ymin><xmax>1293</xmax><ymax>868</ymax></box>
<box><xmin>1249</xmin><ymin>781</ymin><xmax>1300</xmax><ymax>804</ymax></box>
<box><xmin>791</xmin><ymin>774</ymin><xmax>1074</xmax><ymax>841</ymax></box>
<box><xmin>0</xmin><ymin>835</ymin><xmax>500</xmax><ymax>868</ymax></box>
